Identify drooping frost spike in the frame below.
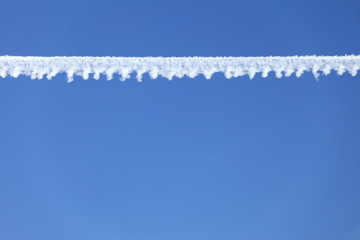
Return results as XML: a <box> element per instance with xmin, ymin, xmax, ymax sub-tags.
<box><xmin>0</xmin><ymin>55</ymin><xmax>359</xmax><ymax>82</ymax></box>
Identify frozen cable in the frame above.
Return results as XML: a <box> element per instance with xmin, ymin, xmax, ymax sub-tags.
<box><xmin>0</xmin><ymin>55</ymin><xmax>359</xmax><ymax>82</ymax></box>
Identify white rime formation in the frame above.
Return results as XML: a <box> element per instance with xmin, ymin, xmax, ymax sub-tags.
<box><xmin>0</xmin><ymin>55</ymin><xmax>359</xmax><ymax>82</ymax></box>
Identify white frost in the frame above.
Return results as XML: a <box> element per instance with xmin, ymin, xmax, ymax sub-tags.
<box><xmin>0</xmin><ymin>55</ymin><xmax>359</xmax><ymax>82</ymax></box>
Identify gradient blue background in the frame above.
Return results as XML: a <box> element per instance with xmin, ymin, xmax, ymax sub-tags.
<box><xmin>1</xmin><ymin>0</ymin><xmax>360</xmax><ymax>240</ymax></box>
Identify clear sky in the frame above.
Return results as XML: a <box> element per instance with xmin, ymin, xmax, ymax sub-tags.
<box><xmin>0</xmin><ymin>0</ymin><xmax>360</xmax><ymax>240</ymax></box>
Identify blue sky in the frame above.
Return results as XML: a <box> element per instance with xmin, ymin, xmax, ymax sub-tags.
<box><xmin>1</xmin><ymin>0</ymin><xmax>360</xmax><ymax>240</ymax></box>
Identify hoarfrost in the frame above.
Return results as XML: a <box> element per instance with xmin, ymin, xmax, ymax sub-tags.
<box><xmin>0</xmin><ymin>55</ymin><xmax>359</xmax><ymax>82</ymax></box>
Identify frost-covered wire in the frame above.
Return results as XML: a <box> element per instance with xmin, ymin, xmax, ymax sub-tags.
<box><xmin>0</xmin><ymin>55</ymin><xmax>359</xmax><ymax>82</ymax></box>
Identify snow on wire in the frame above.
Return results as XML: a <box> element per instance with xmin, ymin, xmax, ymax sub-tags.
<box><xmin>0</xmin><ymin>55</ymin><xmax>359</xmax><ymax>82</ymax></box>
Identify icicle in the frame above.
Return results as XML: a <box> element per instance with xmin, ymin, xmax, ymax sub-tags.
<box><xmin>261</xmin><ymin>66</ymin><xmax>271</xmax><ymax>78</ymax></box>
